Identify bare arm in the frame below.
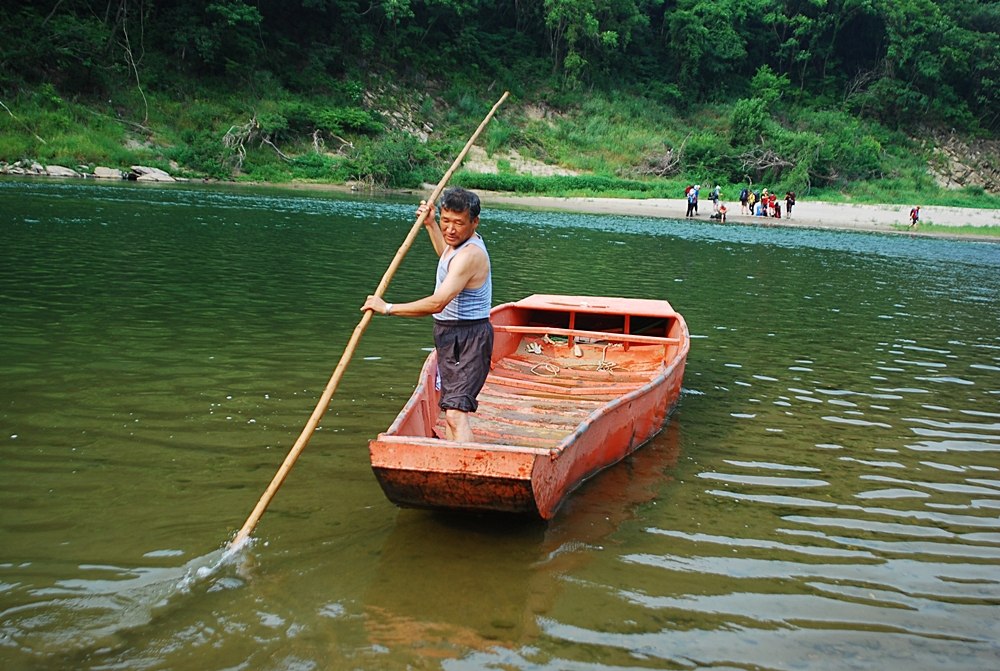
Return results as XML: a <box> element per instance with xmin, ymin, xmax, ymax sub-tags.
<box><xmin>361</xmin><ymin>245</ymin><xmax>487</xmax><ymax>318</ymax></box>
<box><xmin>418</xmin><ymin>200</ymin><xmax>446</xmax><ymax>257</ymax></box>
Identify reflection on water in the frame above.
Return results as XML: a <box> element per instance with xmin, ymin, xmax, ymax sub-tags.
<box><xmin>2</xmin><ymin>178</ymin><xmax>1000</xmax><ymax>670</ymax></box>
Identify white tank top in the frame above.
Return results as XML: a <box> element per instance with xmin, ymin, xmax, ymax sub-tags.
<box><xmin>433</xmin><ymin>234</ymin><xmax>492</xmax><ymax>321</ymax></box>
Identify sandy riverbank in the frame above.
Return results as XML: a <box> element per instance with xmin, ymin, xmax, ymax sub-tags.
<box><xmin>480</xmin><ymin>194</ymin><xmax>1000</xmax><ymax>241</ymax></box>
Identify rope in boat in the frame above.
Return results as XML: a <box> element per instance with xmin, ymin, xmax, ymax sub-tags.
<box><xmin>526</xmin><ymin>340</ymin><xmax>629</xmax><ymax>376</ymax></box>
<box><xmin>530</xmin><ymin>362</ymin><xmax>560</xmax><ymax>376</ymax></box>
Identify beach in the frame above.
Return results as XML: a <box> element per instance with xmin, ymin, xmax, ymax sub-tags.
<box><xmin>483</xmin><ymin>193</ymin><xmax>1000</xmax><ymax>241</ymax></box>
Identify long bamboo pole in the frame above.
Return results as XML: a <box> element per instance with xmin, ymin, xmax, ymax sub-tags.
<box><xmin>228</xmin><ymin>91</ymin><xmax>510</xmax><ymax>552</ymax></box>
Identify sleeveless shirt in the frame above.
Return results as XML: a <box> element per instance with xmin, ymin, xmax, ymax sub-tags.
<box><xmin>434</xmin><ymin>234</ymin><xmax>492</xmax><ymax>321</ymax></box>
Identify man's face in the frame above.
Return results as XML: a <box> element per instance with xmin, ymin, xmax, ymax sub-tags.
<box><xmin>439</xmin><ymin>208</ymin><xmax>479</xmax><ymax>247</ymax></box>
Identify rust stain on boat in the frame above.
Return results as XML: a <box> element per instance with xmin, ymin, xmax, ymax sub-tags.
<box><xmin>369</xmin><ymin>294</ymin><xmax>690</xmax><ymax>519</ymax></box>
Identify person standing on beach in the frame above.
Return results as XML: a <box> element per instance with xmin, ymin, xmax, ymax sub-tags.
<box><xmin>685</xmin><ymin>185</ymin><xmax>696</xmax><ymax>217</ymax></box>
<box><xmin>739</xmin><ymin>188</ymin><xmax>749</xmax><ymax>214</ymax></box>
<box><xmin>785</xmin><ymin>191</ymin><xmax>795</xmax><ymax>219</ymax></box>
<box><xmin>747</xmin><ymin>190</ymin><xmax>756</xmax><ymax>215</ymax></box>
<box><xmin>909</xmin><ymin>206</ymin><xmax>920</xmax><ymax>228</ymax></box>
<box><xmin>362</xmin><ymin>187</ymin><xmax>493</xmax><ymax>443</ymax></box>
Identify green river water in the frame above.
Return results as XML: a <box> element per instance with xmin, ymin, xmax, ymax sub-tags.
<box><xmin>2</xmin><ymin>178</ymin><xmax>1000</xmax><ymax>670</ymax></box>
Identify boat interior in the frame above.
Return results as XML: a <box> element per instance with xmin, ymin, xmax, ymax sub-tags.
<box><xmin>407</xmin><ymin>302</ymin><xmax>685</xmax><ymax>449</ymax></box>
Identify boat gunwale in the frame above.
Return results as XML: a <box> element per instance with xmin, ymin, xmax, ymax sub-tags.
<box><xmin>549</xmin><ymin>319</ymin><xmax>689</xmax><ymax>457</ymax></box>
<box><xmin>380</xmin><ymin>299</ymin><xmax>690</xmax><ymax>459</ymax></box>
<box><xmin>373</xmin><ymin>434</ymin><xmax>554</xmax><ymax>456</ymax></box>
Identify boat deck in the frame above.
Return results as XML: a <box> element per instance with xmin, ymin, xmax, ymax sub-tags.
<box><xmin>431</xmin><ymin>336</ymin><xmax>661</xmax><ymax>448</ymax></box>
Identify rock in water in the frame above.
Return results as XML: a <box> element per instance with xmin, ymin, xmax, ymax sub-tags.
<box><xmin>93</xmin><ymin>166</ymin><xmax>124</xmax><ymax>179</ymax></box>
<box><xmin>130</xmin><ymin>165</ymin><xmax>176</xmax><ymax>182</ymax></box>
<box><xmin>46</xmin><ymin>165</ymin><xmax>81</xmax><ymax>178</ymax></box>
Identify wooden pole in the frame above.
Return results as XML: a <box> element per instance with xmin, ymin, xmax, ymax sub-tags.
<box><xmin>228</xmin><ymin>91</ymin><xmax>510</xmax><ymax>552</ymax></box>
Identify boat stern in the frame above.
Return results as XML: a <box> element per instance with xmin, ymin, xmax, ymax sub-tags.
<box><xmin>369</xmin><ymin>436</ymin><xmax>545</xmax><ymax>515</ymax></box>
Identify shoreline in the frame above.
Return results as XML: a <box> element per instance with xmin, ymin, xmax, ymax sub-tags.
<box><xmin>482</xmin><ymin>193</ymin><xmax>1000</xmax><ymax>243</ymax></box>
<box><xmin>4</xmin><ymin>174</ymin><xmax>998</xmax><ymax>242</ymax></box>
<box><xmin>257</xmin><ymin>182</ymin><xmax>1000</xmax><ymax>242</ymax></box>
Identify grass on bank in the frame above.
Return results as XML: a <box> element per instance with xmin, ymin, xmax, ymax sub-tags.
<box><xmin>2</xmin><ymin>83</ymin><xmax>999</xmax><ymax>211</ymax></box>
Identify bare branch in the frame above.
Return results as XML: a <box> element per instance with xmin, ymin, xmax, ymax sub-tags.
<box><xmin>625</xmin><ymin>133</ymin><xmax>690</xmax><ymax>178</ymax></box>
<box><xmin>739</xmin><ymin>147</ymin><xmax>794</xmax><ymax>173</ymax></box>
<box><xmin>261</xmin><ymin>135</ymin><xmax>292</xmax><ymax>162</ymax></box>
<box><xmin>42</xmin><ymin>0</ymin><xmax>67</xmax><ymax>26</ymax></box>
<box><xmin>223</xmin><ymin>115</ymin><xmax>259</xmax><ymax>171</ymax></box>
<box><xmin>0</xmin><ymin>100</ymin><xmax>47</xmax><ymax>144</ymax></box>
<box><xmin>120</xmin><ymin>2</ymin><xmax>148</xmax><ymax>124</ymax></box>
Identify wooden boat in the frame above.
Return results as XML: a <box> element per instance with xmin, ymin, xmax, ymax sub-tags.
<box><xmin>368</xmin><ymin>294</ymin><xmax>690</xmax><ymax>519</ymax></box>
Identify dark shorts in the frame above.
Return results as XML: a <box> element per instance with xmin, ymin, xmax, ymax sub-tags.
<box><xmin>433</xmin><ymin>319</ymin><xmax>494</xmax><ymax>413</ymax></box>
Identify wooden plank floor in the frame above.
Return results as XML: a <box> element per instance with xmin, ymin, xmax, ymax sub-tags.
<box><xmin>432</xmin><ymin>338</ymin><xmax>659</xmax><ymax>447</ymax></box>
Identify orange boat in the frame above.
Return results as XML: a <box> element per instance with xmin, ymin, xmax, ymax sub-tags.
<box><xmin>368</xmin><ymin>294</ymin><xmax>690</xmax><ymax>519</ymax></box>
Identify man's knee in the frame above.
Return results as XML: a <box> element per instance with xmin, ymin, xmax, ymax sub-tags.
<box><xmin>445</xmin><ymin>408</ymin><xmax>469</xmax><ymax>425</ymax></box>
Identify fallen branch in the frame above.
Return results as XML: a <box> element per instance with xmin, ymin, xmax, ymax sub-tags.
<box><xmin>261</xmin><ymin>135</ymin><xmax>292</xmax><ymax>162</ymax></box>
<box><xmin>328</xmin><ymin>133</ymin><xmax>354</xmax><ymax>154</ymax></box>
<box><xmin>739</xmin><ymin>147</ymin><xmax>794</xmax><ymax>173</ymax></box>
<box><xmin>0</xmin><ymin>100</ymin><xmax>47</xmax><ymax>144</ymax></box>
<box><xmin>223</xmin><ymin>115</ymin><xmax>259</xmax><ymax>171</ymax></box>
<box><xmin>82</xmin><ymin>107</ymin><xmax>151</xmax><ymax>134</ymax></box>
<box><xmin>626</xmin><ymin>133</ymin><xmax>690</xmax><ymax>178</ymax></box>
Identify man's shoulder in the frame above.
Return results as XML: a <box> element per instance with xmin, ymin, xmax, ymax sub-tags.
<box><xmin>453</xmin><ymin>239</ymin><xmax>489</xmax><ymax>265</ymax></box>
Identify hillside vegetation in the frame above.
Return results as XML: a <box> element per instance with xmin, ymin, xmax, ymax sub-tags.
<box><xmin>1</xmin><ymin>0</ymin><xmax>999</xmax><ymax>205</ymax></box>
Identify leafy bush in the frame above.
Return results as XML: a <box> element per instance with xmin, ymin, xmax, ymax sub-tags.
<box><xmin>256</xmin><ymin>112</ymin><xmax>289</xmax><ymax>138</ymax></box>
<box><xmin>452</xmin><ymin>172</ymin><xmax>658</xmax><ymax>194</ymax></box>
<box><xmin>729</xmin><ymin>98</ymin><xmax>768</xmax><ymax>146</ymax></box>
<box><xmin>313</xmin><ymin>108</ymin><xmax>381</xmax><ymax>134</ymax></box>
<box><xmin>346</xmin><ymin>132</ymin><xmax>436</xmax><ymax>187</ymax></box>
<box><xmin>167</xmin><ymin>130</ymin><xmax>230</xmax><ymax>179</ymax></box>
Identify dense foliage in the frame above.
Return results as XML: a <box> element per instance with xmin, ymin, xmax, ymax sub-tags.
<box><xmin>4</xmin><ymin>0</ymin><xmax>999</xmax><ymax>129</ymax></box>
<box><xmin>0</xmin><ymin>0</ymin><xmax>998</xmax><ymax>195</ymax></box>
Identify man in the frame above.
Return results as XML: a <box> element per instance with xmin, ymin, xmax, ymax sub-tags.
<box><xmin>909</xmin><ymin>206</ymin><xmax>920</xmax><ymax>228</ymax></box>
<box><xmin>362</xmin><ymin>187</ymin><xmax>493</xmax><ymax>443</ymax></box>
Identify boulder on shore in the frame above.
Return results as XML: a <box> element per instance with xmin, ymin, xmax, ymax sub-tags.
<box><xmin>93</xmin><ymin>166</ymin><xmax>124</xmax><ymax>179</ymax></box>
<box><xmin>46</xmin><ymin>165</ymin><xmax>81</xmax><ymax>178</ymax></box>
<box><xmin>130</xmin><ymin>165</ymin><xmax>175</xmax><ymax>182</ymax></box>
<box><xmin>29</xmin><ymin>162</ymin><xmax>46</xmax><ymax>174</ymax></box>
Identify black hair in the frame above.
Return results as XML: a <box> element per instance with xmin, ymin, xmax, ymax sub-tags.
<box><xmin>438</xmin><ymin>186</ymin><xmax>481</xmax><ymax>220</ymax></box>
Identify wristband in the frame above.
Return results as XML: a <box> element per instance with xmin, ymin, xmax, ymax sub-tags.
<box><xmin>384</xmin><ymin>303</ymin><xmax>393</xmax><ymax>316</ymax></box>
